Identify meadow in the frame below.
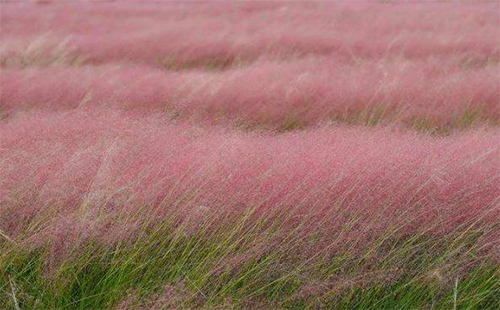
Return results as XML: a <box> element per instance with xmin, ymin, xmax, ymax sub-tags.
<box><xmin>0</xmin><ymin>1</ymin><xmax>499</xmax><ymax>309</ymax></box>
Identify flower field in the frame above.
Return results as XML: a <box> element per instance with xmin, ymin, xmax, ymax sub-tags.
<box><xmin>0</xmin><ymin>1</ymin><xmax>499</xmax><ymax>309</ymax></box>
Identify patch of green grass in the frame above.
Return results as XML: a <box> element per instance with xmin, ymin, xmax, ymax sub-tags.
<box><xmin>1</xmin><ymin>212</ymin><xmax>499</xmax><ymax>309</ymax></box>
<box><xmin>162</xmin><ymin>57</ymin><xmax>241</xmax><ymax>72</ymax></box>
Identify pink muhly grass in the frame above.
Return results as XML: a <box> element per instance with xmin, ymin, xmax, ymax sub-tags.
<box><xmin>1</xmin><ymin>57</ymin><xmax>498</xmax><ymax>129</ymax></box>
<box><xmin>1</xmin><ymin>1</ymin><xmax>499</xmax><ymax>307</ymax></box>
<box><xmin>2</xmin><ymin>1</ymin><xmax>498</xmax><ymax>131</ymax></box>
<box><xmin>0</xmin><ymin>110</ymin><xmax>498</xmax><ymax>262</ymax></box>
<box><xmin>1</xmin><ymin>2</ymin><xmax>498</xmax><ymax>67</ymax></box>
<box><xmin>0</xmin><ymin>34</ymin><xmax>83</xmax><ymax>68</ymax></box>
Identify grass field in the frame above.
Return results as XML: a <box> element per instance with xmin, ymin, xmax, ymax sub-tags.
<box><xmin>0</xmin><ymin>1</ymin><xmax>499</xmax><ymax>309</ymax></box>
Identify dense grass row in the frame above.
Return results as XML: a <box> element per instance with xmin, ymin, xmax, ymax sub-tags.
<box><xmin>1</xmin><ymin>2</ymin><xmax>498</xmax><ymax>67</ymax></box>
<box><xmin>1</xmin><ymin>1</ymin><xmax>498</xmax><ymax>132</ymax></box>
<box><xmin>1</xmin><ymin>111</ymin><xmax>499</xmax><ymax>308</ymax></box>
<box><xmin>1</xmin><ymin>210</ymin><xmax>499</xmax><ymax>308</ymax></box>
<box><xmin>1</xmin><ymin>57</ymin><xmax>498</xmax><ymax>132</ymax></box>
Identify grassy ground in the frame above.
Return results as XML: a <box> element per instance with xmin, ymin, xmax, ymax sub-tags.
<box><xmin>1</xmin><ymin>2</ymin><xmax>499</xmax><ymax>309</ymax></box>
<box><xmin>1</xmin><ymin>208</ymin><xmax>499</xmax><ymax>309</ymax></box>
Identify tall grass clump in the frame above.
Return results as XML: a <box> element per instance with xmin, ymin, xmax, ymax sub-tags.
<box><xmin>1</xmin><ymin>57</ymin><xmax>498</xmax><ymax>131</ymax></box>
<box><xmin>0</xmin><ymin>111</ymin><xmax>499</xmax><ymax>308</ymax></box>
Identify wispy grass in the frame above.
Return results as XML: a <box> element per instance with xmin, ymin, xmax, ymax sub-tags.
<box><xmin>0</xmin><ymin>206</ymin><xmax>498</xmax><ymax>309</ymax></box>
<box><xmin>1</xmin><ymin>1</ymin><xmax>499</xmax><ymax>308</ymax></box>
